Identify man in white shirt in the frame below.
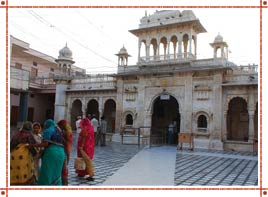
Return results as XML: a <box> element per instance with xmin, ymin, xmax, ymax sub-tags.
<box><xmin>91</xmin><ymin>114</ymin><xmax>99</xmax><ymax>145</ymax></box>
<box><xmin>75</xmin><ymin>116</ymin><xmax>82</xmax><ymax>145</ymax></box>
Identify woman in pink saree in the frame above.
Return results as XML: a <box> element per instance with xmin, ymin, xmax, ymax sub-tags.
<box><xmin>76</xmin><ymin>118</ymin><xmax>95</xmax><ymax>181</ymax></box>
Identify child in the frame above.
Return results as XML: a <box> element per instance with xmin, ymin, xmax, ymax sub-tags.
<box><xmin>32</xmin><ymin>122</ymin><xmax>43</xmax><ymax>181</ymax></box>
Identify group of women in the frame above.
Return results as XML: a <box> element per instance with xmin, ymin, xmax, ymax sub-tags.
<box><xmin>10</xmin><ymin>117</ymin><xmax>95</xmax><ymax>186</ymax></box>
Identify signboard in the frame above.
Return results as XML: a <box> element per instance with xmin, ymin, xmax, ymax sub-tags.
<box><xmin>160</xmin><ymin>94</ymin><xmax>170</xmax><ymax>100</ymax></box>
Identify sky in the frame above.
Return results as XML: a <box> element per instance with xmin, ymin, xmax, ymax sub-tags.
<box><xmin>9</xmin><ymin>8</ymin><xmax>260</xmax><ymax>74</ymax></box>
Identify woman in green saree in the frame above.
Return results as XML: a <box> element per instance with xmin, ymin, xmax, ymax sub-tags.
<box><xmin>31</xmin><ymin>119</ymin><xmax>65</xmax><ymax>185</ymax></box>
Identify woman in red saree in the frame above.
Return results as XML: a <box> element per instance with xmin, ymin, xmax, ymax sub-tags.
<box><xmin>57</xmin><ymin>119</ymin><xmax>73</xmax><ymax>185</ymax></box>
<box><xmin>76</xmin><ymin>117</ymin><xmax>95</xmax><ymax>181</ymax></box>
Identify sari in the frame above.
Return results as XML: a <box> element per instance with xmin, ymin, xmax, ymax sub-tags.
<box><xmin>57</xmin><ymin>119</ymin><xmax>73</xmax><ymax>185</ymax></box>
<box><xmin>38</xmin><ymin>119</ymin><xmax>65</xmax><ymax>186</ymax></box>
<box><xmin>76</xmin><ymin>118</ymin><xmax>95</xmax><ymax>177</ymax></box>
<box><xmin>10</xmin><ymin>121</ymin><xmax>37</xmax><ymax>185</ymax></box>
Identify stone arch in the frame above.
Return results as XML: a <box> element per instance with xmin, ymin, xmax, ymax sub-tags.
<box><xmin>148</xmin><ymin>92</ymin><xmax>181</xmax><ymax>113</ymax></box>
<box><xmin>225</xmin><ymin>95</ymin><xmax>248</xmax><ymax>112</ymax></box>
<box><xmin>103</xmin><ymin>99</ymin><xmax>116</xmax><ymax>133</ymax></box>
<box><xmin>159</xmin><ymin>36</ymin><xmax>168</xmax><ymax>59</ymax></box>
<box><xmin>215</xmin><ymin>46</ymin><xmax>221</xmax><ymax>58</ymax></box>
<box><xmin>150</xmin><ymin>38</ymin><xmax>158</xmax><ymax>59</ymax></box>
<box><xmin>86</xmin><ymin>99</ymin><xmax>99</xmax><ymax>120</ymax></box>
<box><xmin>182</xmin><ymin>33</ymin><xmax>189</xmax><ymax>57</ymax></box>
<box><xmin>193</xmin><ymin>111</ymin><xmax>211</xmax><ymax>133</ymax></box>
<box><xmin>151</xmin><ymin>93</ymin><xmax>180</xmax><ymax>144</ymax></box>
<box><xmin>227</xmin><ymin>97</ymin><xmax>249</xmax><ymax>141</ymax></box>
<box><xmin>170</xmin><ymin>35</ymin><xmax>178</xmax><ymax>59</ymax></box>
<box><xmin>140</xmin><ymin>40</ymin><xmax>146</xmax><ymax>60</ymax></box>
<box><xmin>71</xmin><ymin>99</ymin><xmax>82</xmax><ymax>129</ymax></box>
<box><xmin>125</xmin><ymin>114</ymin><xmax>134</xmax><ymax>126</ymax></box>
<box><xmin>122</xmin><ymin>110</ymin><xmax>136</xmax><ymax>127</ymax></box>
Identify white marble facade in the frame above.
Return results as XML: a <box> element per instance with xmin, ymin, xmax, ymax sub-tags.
<box><xmin>54</xmin><ymin>10</ymin><xmax>258</xmax><ymax>152</ymax></box>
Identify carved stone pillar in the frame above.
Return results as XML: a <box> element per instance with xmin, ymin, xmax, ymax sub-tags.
<box><xmin>167</xmin><ymin>42</ymin><xmax>170</xmax><ymax>60</ymax></box>
<box><xmin>138</xmin><ymin>40</ymin><xmax>141</xmax><ymax>62</ymax></box>
<box><xmin>222</xmin><ymin>111</ymin><xmax>227</xmax><ymax>141</ymax></box>
<box><xmin>82</xmin><ymin>99</ymin><xmax>86</xmax><ymax>118</ymax></box>
<box><xmin>146</xmin><ymin>44</ymin><xmax>150</xmax><ymax>61</ymax></box>
<box><xmin>248</xmin><ymin>110</ymin><xmax>255</xmax><ymax>143</ymax></box>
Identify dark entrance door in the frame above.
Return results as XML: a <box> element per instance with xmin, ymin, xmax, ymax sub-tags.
<box><xmin>151</xmin><ymin>94</ymin><xmax>180</xmax><ymax>145</ymax></box>
<box><xmin>11</xmin><ymin>106</ymin><xmax>19</xmax><ymax>125</ymax></box>
<box><xmin>103</xmin><ymin>99</ymin><xmax>116</xmax><ymax>133</ymax></box>
<box><xmin>87</xmin><ymin>99</ymin><xmax>99</xmax><ymax>120</ymax></box>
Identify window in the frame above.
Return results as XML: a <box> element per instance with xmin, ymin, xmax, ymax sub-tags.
<box><xmin>197</xmin><ymin>115</ymin><xmax>207</xmax><ymax>132</ymax></box>
<box><xmin>15</xmin><ymin>62</ymin><xmax>22</xmax><ymax>69</ymax></box>
<box><xmin>31</xmin><ymin>67</ymin><xmax>38</xmax><ymax>77</ymax></box>
<box><xmin>50</xmin><ymin>68</ymin><xmax>54</xmax><ymax>72</ymax></box>
<box><xmin>126</xmin><ymin>114</ymin><xmax>133</xmax><ymax>125</ymax></box>
<box><xmin>33</xmin><ymin>62</ymin><xmax>37</xmax><ymax>66</ymax></box>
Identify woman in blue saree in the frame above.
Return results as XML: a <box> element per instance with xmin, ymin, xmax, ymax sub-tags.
<box><xmin>31</xmin><ymin>119</ymin><xmax>65</xmax><ymax>185</ymax></box>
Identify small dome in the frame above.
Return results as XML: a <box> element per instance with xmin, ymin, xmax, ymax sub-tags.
<box><xmin>118</xmin><ymin>46</ymin><xmax>128</xmax><ymax>54</ymax></box>
<box><xmin>214</xmin><ymin>34</ymin><xmax>223</xmax><ymax>43</ymax></box>
<box><xmin>58</xmin><ymin>43</ymin><xmax>73</xmax><ymax>60</ymax></box>
<box><xmin>115</xmin><ymin>45</ymin><xmax>131</xmax><ymax>57</ymax></box>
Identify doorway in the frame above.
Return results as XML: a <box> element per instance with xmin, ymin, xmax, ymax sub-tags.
<box><xmin>151</xmin><ymin>94</ymin><xmax>180</xmax><ymax>145</ymax></box>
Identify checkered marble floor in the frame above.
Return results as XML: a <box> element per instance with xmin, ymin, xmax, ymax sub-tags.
<box><xmin>175</xmin><ymin>149</ymin><xmax>258</xmax><ymax>186</ymax></box>
<box><xmin>67</xmin><ymin>136</ymin><xmax>258</xmax><ymax>186</ymax></box>
<box><xmin>68</xmin><ymin>141</ymin><xmax>143</xmax><ymax>186</ymax></box>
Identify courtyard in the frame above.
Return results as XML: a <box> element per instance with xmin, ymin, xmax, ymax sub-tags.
<box><xmin>67</xmin><ymin>137</ymin><xmax>258</xmax><ymax>186</ymax></box>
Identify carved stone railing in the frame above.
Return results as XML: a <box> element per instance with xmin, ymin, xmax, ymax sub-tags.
<box><xmin>223</xmin><ymin>73</ymin><xmax>258</xmax><ymax>84</ymax></box>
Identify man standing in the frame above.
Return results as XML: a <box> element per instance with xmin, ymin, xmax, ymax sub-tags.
<box><xmin>100</xmin><ymin>116</ymin><xmax>107</xmax><ymax>146</ymax></box>
<box><xmin>91</xmin><ymin>114</ymin><xmax>99</xmax><ymax>145</ymax></box>
<box><xmin>168</xmin><ymin>121</ymin><xmax>175</xmax><ymax>145</ymax></box>
<box><xmin>75</xmin><ymin>116</ymin><xmax>82</xmax><ymax>145</ymax></box>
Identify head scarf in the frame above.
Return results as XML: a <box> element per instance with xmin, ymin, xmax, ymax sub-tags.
<box><xmin>57</xmin><ymin>120</ymin><xmax>67</xmax><ymax>129</ymax></box>
<box><xmin>44</xmin><ymin>119</ymin><xmax>56</xmax><ymax>130</ymax></box>
<box><xmin>57</xmin><ymin>119</ymin><xmax>72</xmax><ymax>134</ymax></box>
<box><xmin>80</xmin><ymin>118</ymin><xmax>93</xmax><ymax>133</ymax></box>
<box><xmin>21</xmin><ymin>121</ymin><xmax>33</xmax><ymax>132</ymax></box>
<box><xmin>43</xmin><ymin>119</ymin><xmax>56</xmax><ymax>141</ymax></box>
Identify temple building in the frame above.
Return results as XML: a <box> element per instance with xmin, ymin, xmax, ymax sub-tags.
<box><xmin>10</xmin><ymin>10</ymin><xmax>258</xmax><ymax>152</ymax></box>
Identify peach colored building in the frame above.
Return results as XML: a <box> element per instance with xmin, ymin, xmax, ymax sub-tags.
<box><xmin>10</xmin><ymin>35</ymin><xmax>85</xmax><ymax>128</ymax></box>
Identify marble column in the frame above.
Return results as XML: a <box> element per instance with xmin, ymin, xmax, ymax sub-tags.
<box><xmin>222</xmin><ymin>111</ymin><xmax>227</xmax><ymax>141</ymax></box>
<box><xmin>54</xmin><ymin>81</ymin><xmax>68</xmax><ymax>122</ymax></box>
<box><xmin>146</xmin><ymin>45</ymin><xmax>150</xmax><ymax>61</ymax></box>
<box><xmin>115</xmin><ymin>79</ymin><xmax>124</xmax><ymax>133</ymax></box>
<box><xmin>248</xmin><ymin>110</ymin><xmax>255</xmax><ymax>143</ymax></box>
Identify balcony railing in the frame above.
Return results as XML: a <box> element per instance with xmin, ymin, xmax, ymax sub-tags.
<box><xmin>138</xmin><ymin>52</ymin><xmax>196</xmax><ymax>65</ymax></box>
<box><xmin>10</xmin><ymin>67</ymin><xmax>30</xmax><ymax>90</ymax></box>
<box><xmin>67</xmin><ymin>74</ymin><xmax>117</xmax><ymax>91</ymax></box>
<box><xmin>30</xmin><ymin>77</ymin><xmax>56</xmax><ymax>89</ymax></box>
<box><xmin>223</xmin><ymin>73</ymin><xmax>258</xmax><ymax>84</ymax></box>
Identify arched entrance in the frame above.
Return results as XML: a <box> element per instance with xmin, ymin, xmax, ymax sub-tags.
<box><xmin>227</xmin><ymin>97</ymin><xmax>249</xmax><ymax>141</ymax></box>
<box><xmin>151</xmin><ymin>94</ymin><xmax>180</xmax><ymax>145</ymax></box>
<box><xmin>86</xmin><ymin>99</ymin><xmax>99</xmax><ymax>120</ymax></box>
<box><xmin>103</xmin><ymin>99</ymin><xmax>116</xmax><ymax>133</ymax></box>
<box><xmin>71</xmin><ymin>99</ymin><xmax>82</xmax><ymax>129</ymax></box>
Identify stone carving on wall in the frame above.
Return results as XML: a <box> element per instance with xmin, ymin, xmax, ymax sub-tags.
<box><xmin>124</xmin><ymin>85</ymin><xmax>138</xmax><ymax>101</ymax></box>
<box><xmin>194</xmin><ymin>84</ymin><xmax>211</xmax><ymax>100</ymax></box>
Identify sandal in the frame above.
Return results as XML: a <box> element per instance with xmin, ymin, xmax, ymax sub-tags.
<box><xmin>86</xmin><ymin>177</ymin><xmax>94</xmax><ymax>181</ymax></box>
